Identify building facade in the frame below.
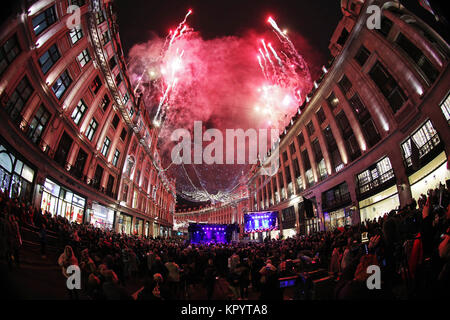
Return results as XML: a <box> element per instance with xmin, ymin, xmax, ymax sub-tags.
<box><xmin>0</xmin><ymin>0</ymin><xmax>176</xmax><ymax>237</ymax></box>
<box><xmin>175</xmin><ymin>0</ymin><xmax>450</xmax><ymax>238</ymax></box>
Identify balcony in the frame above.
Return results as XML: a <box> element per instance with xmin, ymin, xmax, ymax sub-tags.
<box><xmin>403</xmin><ymin>134</ymin><xmax>443</xmax><ymax>175</ymax></box>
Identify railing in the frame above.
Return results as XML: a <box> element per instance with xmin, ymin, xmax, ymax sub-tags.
<box><xmin>404</xmin><ymin>134</ymin><xmax>442</xmax><ymax>168</ymax></box>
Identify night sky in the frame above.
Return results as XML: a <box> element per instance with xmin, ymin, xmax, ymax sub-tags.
<box><xmin>115</xmin><ymin>0</ymin><xmax>342</xmax><ymax>71</ymax></box>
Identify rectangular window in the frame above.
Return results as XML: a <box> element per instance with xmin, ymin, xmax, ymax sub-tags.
<box><xmin>101</xmin><ymin>31</ymin><xmax>111</xmax><ymax>46</ymax></box>
<box><xmin>52</xmin><ymin>70</ymin><xmax>72</xmax><ymax>100</ymax></box>
<box><xmin>120</xmin><ymin>128</ymin><xmax>127</xmax><ymax>141</ymax></box>
<box><xmin>297</xmin><ymin>132</ymin><xmax>305</xmax><ymax>146</ymax></box>
<box><xmin>32</xmin><ymin>5</ymin><xmax>57</xmax><ymax>36</ymax></box>
<box><xmin>100</xmin><ymin>94</ymin><xmax>110</xmax><ymax>112</ymax></box>
<box><xmin>440</xmin><ymin>93</ymin><xmax>450</xmax><ymax>124</ymax></box>
<box><xmin>39</xmin><ymin>44</ymin><xmax>60</xmax><ymax>74</ymax></box>
<box><xmin>95</xmin><ymin>11</ymin><xmax>105</xmax><ymax>25</ymax></box>
<box><xmin>71</xmin><ymin>99</ymin><xmax>87</xmax><ymax>125</ymax></box>
<box><xmin>27</xmin><ymin>104</ymin><xmax>51</xmax><ymax>144</ymax></box>
<box><xmin>72</xmin><ymin>148</ymin><xmax>87</xmax><ymax>179</ymax></box>
<box><xmin>85</xmin><ymin>118</ymin><xmax>98</xmax><ymax>141</ymax></box>
<box><xmin>101</xmin><ymin>137</ymin><xmax>110</xmax><ymax>157</ymax></box>
<box><xmin>109</xmin><ymin>56</ymin><xmax>117</xmax><ymax>70</ymax></box>
<box><xmin>323</xmin><ymin>126</ymin><xmax>343</xmax><ymax>172</ymax></box>
<box><xmin>92</xmin><ymin>165</ymin><xmax>103</xmax><ymax>189</ymax></box>
<box><xmin>122</xmin><ymin>184</ymin><xmax>128</xmax><ymax>202</ymax></box>
<box><xmin>54</xmin><ymin>132</ymin><xmax>73</xmax><ymax>167</ymax></box>
<box><xmin>112</xmin><ymin>149</ymin><xmax>120</xmax><ymax>167</ymax></box>
<box><xmin>377</xmin><ymin>16</ymin><xmax>393</xmax><ymax>37</ymax></box>
<box><xmin>116</xmin><ymin>73</ymin><xmax>123</xmax><ymax>86</ymax></box>
<box><xmin>77</xmin><ymin>49</ymin><xmax>91</xmax><ymax>67</ymax></box>
<box><xmin>69</xmin><ymin>0</ymin><xmax>86</xmax><ymax>7</ymax></box>
<box><xmin>112</xmin><ymin>114</ymin><xmax>120</xmax><ymax>129</ymax></box>
<box><xmin>316</xmin><ymin>107</ymin><xmax>326</xmax><ymax>124</ymax></box>
<box><xmin>336</xmin><ymin>111</ymin><xmax>361</xmax><ymax>161</ymax></box>
<box><xmin>306</xmin><ymin>121</ymin><xmax>315</xmax><ymax>136</ymax></box>
<box><xmin>369</xmin><ymin>61</ymin><xmax>407</xmax><ymax>113</ymax></box>
<box><xmin>401</xmin><ymin>120</ymin><xmax>440</xmax><ymax>166</ymax></box>
<box><xmin>354</xmin><ymin>46</ymin><xmax>370</xmax><ymax>67</ymax></box>
<box><xmin>357</xmin><ymin>157</ymin><xmax>395</xmax><ymax>194</ymax></box>
<box><xmin>123</xmin><ymin>93</ymin><xmax>129</xmax><ymax>104</ymax></box>
<box><xmin>5</xmin><ymin>76</ymin><xmax>34</xmax><ymax>120</ymax></box>
<box><xmin>289</xmin><ymin>143</ymin><xmax>296</xmax><ymax>156</ymax></box>
<box><xmin>69</xmin><ymin>27</ymin><xmax>83</xmax><ymax>44</ymax></box>
<box><xmin>106</xmin><ymin>174</ymin><xmax>115</xmax><ymax>196</ymax></box>
<box><xmin>0</xmin><ymin>34</ymin><xmax>21</xmax><ymax>76</ymax></box>
<box><xmin>90</xmin><ymin>75</ymin><xmax>102</xmax><ymax>94</ymax></box>
<box><xmin>338</xmin><ymin>74</ymin><xmax>352</xmax><ymax>94</ymax></box>
<box><xmin>395</xmin><ymin>33</ymin><xmax>439</xmax><ymax>84</ymax></box>
<box><xmin>327</xmin><ymin>92</ymin><xmax>339</xmax><ymax>110</ymax></box>
<box><xmin>348</xmin><ymin>93</ymin><xmax>380</xmax><ymax>147</ymax></box>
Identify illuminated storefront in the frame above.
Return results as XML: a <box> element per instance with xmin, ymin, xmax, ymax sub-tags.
<box><xmin>359</xmin><ymin>185</ymin><xmax>400</xmax><ymax>222</ymax></box>
<box><xmin>41</xmin><ymin>178</ymin><xmax>85</xmax><ymax>224</ymax></box>
<box><xmin>0</xmin><ymin>143</ymin><xmax>35</xmax><ymax>202</ymax></box>
<box><xmin>90</xmin><ymin>202</ymin><xmax>115</xmax><ymax>230</ymax></box>
<box><xmin>135</xmin><ymin>218</ymin><xmax>144</xmax><ymax>236</ymax></box>
<box><xmin>408</xmin><ymin>151</ymin><xmax>449</xmax><ymax>201</ymax></box>
<box><xmin>118</xmin><ymin>213</ymin><xmax>133</xmax><ymax>235</ymax></box>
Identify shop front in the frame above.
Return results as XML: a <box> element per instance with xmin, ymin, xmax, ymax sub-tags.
<box><xmin>281</xmin><ymin>206</ymin><xmax>297</xmax><ymax>238</ymax></box>
<box><xmin>359</xmin><ymin>185</ymin><xmax>400</xmax><ymax>222</ymax></box>
<box><xmin>324</xmin><ymin>206</ymin><xmax>353</xmax><ymax>231</ymax></box>
<box><xmin>90</xmin><ymin>202</ymin><xmax>115</xmax><ymax>230</ymax></box>
<box><xmin>153</xmin><ymin>222</ymin><xmax>159</xmax><ymax>237</ymax></box>
<box><xmin>41</xmin><ymin>178</ymin><xmax>85</xmax><ymax>223</ymax></box>
<box><xmin>408</xmin><ymin>151</ymin><xmax>449</xmax><ymax>201</ymax></box>
<box><xmin>0</xmin><ymin>142</ymin><xmax>35</xmax><ymax>202</ymax></box>
<box><xmin>118</xmin><ymin>213</ymin><xmax>133</xmax><ymax>235</ymax></box>
<box><xmin>135</xmin><ymin>218</ymin><xmax>144</xmax><ymax>236</ymax></box>
<box><xmin>145</xmin><ymin>221</ymin><xmax>150</xmax><ymax>237</ymax></box>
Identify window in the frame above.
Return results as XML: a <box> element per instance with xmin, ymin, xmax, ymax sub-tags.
<box><xmin>122</xmin><ymin>184</ymin><xmax>128</xmax><ymax>202</ymax></box>
<box><xmin>100</xmin><ymin>94</ymin><xmax>110</xmax><ymax>112</ymax></box>
<box><xmin>116</xmin><ymin>73</ymin><xmax>123</xmax><ymax>86</ymax></box>
<box><xmin>112</xmin><ymin>149</ymin><xmax>120</xmax><ymax>167</ymax></box>
<box><xmin>72</xmin><ymin>148</ymin><xmax>87</xmax><ymax>178</ymax></box>
<box><xmin>69</xmin><ymin>0</ymin><xmax>86</xmax><ymax>7</ymax></box>
<box><xmin>32</xmin><ymin>6</ymin><xmax>57</xmax><ymax>36</ymax></box>
<box><xmin>440</xmin><ymin>93</ymin><xmax>450</xmax><ymax>124</ymax></box>
<box><xmin>52</xmin><ymin>70</ymin><xmax>72</xmax><ymax>100</ymax></box>
<box><xmin>323</xmin><ymin>126</ymin><xmax>343</xmax><ymax>173</ymax></box>
<box><xmin>348</xmin><ymin>93</ymin><xmax>380</xmax><ymax>147</ymax></box>
<box><xmin>354</xmin><ymin>46</ymin><xmax>370</xmax><ymax>67</ymax></box>
<box><xmin>338</xmin><ymin>74</ymin><xmax>352</xmax><ymax>94</ymax></box>
<box><xmin>316</xmin><ymin>107</ymin><xmax>326</xmax><ymax>124</ymax></box>
<box><xmin>85</xmin><ymin>118</ymin><xmax>98</xmax><ymax>141</ymax></box>
<box><xmin>369</xmin><ymin>61</ymin><xmax>407</xmax><ymax>113</ymax></box>
<box><xmin>92</xmin><ymin>165</ymin><xmax>103</xmax><ymax>189</ymax></box>
<box><xmin>112</xmin><ymin>114</ymin><xmax>120</xmax><ymax>129</ymax></box>
<box><xmin>27</xmin><ymin>105</ymin><xmax>51</xmax><ymax>144</ymax></box>
<box><xmin>109</xmin><ymin>56</ymin><xmax>117</xmax><ymax>70</ymax></box>
<box><xmin>106</xmin><ymin>174</ymin><xmax>115</xmax><ymax>196</ymax></box>
<box><xmin>90</xmin><ymin>75</ymin><xmax>102</xmax><ymax>94</ymax></box>
<box><xmin>401</xmin><ymin>120</ymin><xmax>440</xmax><ymax>166</ymax></box>
<box><xmin>0</xmin><ymin>34</ymin><xmax>21</xmax><ymax>76</ymax></box>
<box><xmin>39</xmin><ymin>44</ymin><xmax>60</xmax><ymax>74</ymax></box>
<box><xmin>71</xmin><ymin>99</ymin><xmax>87</xmax><ymax>125</ymax></box>
<box><xmin>123</xmin><ymin>93</ymin><xmax>129</xmax><ymax>104</ymax></box>
<box><xmin>336</xmin><ymin>111</ymin><xmax>361</xmax><ymax>161</ymax></box>
<box><xmin>327</xmin><ymin>92</ymin><xmax>339</xmax><ymax>110</ymax></box>
<box><xmin>101</xmin><ymin>31</ymin><xmax>111</xmax><ymax>46</ymax></box>
<box><xmin>337</xmin><ymin>28</ymin><xmax>349</xmax><ymax>46</ymax></box>
<box><xmin>77</xmin><ymin>49</ymin><xmax>90</xmax><ymax>67</ymax></box>
<box><xmin>101</xmin><ymin>137</ymin><xmax>111</xmax><ymax>157</ymax></box>
<box><xmin>289</xmin><ymin>143</ymin><xmax>296</xmax><ymax>156</ymax></box>
<box><xmin>120</xmin><ymin>128</ymin><xmax>127</xmax><ymax>141</ymax></box>
<box><xmin>306</xmin><ymin>121</ymin><xmax>315</xmax><ymax>136</ymax></box>
<box><xmin>297</xmin><ymin>132</ymin><xmax>305</xmax><ymax>146</ymax></box>
<box><xmin>69</xmin><ymin>27</ymin><xmax>83</xmax><ymax>44</ymax></box>
<box><xmin>357</xmin><ymin>157</ymin><xmax>395</xmax><ymax>194</ymax></box>
<box><xmin>395</xmin><ymin>33</ymin><xmax>439</xmax><ymax>84</ymax></box>
<box><xmin>312</xmin><ymin>139</ymin><xmax>327</xmax><ymax>180</ymax></box>
<box><xmin>95</xmin><ymin>11</ymin><xmax>105</xmax><ymax>25</ymax></box>
<box><xmin>377</xmin><ymin>16</ymin><xmax>393</xmax><ymax>37</ymax></box>
<box><xmin>302</xmin><ymin>150</ymin><xmax>314</xmax><ymax>186</ymax></box>
<box><xmin>54</xmin><ymin>132</ymin><xmax>73</xmax><ymax>167</ymax></box>
<box><xmin>5</xmin><ymin>77</ymin><xmax>34</xmax><ymax>120</ymax></box>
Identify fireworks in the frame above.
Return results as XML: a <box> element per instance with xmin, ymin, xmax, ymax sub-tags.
<box><xmin>254</xmin><ymin>16</ymin><xmax>312</xmax><ymax>128</ymax></box>
<box><xmin>128</xmin><ymin>12</ymin><xmax>313</xmax><ymax>203</ymax></box>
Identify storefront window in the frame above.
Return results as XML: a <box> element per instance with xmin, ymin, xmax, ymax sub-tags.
<box><xmin>41</xmin><ymin>178</ymin><xmax>85</xmax><ymax>223</ymax></box>
<box><xmin>118</xmin><ymin>213</ymin><xmax>132</xmax><ymax>235</ymax></box>
<box><xmin>0</xmin><ymin>144</ymin><xmax>35</xmax><ymax>202</ymax></box>
<box><xmin>90</xmin><ymin>202</ymin><xmax>115</xmax><ymax>230</ymax></box>
<box><xmin>135</xmin><ymin>218</ymin><xmax>143</xmax><ymax>236</ymax></box>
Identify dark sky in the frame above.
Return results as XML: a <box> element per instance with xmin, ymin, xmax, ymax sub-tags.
<box><xmin>115</xmin><ymin>0</ymin><xmax>342</xmax><ymax>64</ymax></box>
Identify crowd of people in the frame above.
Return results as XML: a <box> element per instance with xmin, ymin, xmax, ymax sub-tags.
<box><xmin>0</xmin><ymin>183</ymin><xmax>449</xmax><ymax>300</ymax></box>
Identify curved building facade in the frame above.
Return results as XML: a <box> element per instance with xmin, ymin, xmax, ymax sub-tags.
<box><xmin>175</xmin><ymin>0</ymin><xmax>450</xmax><ymax>238</ymax></box>
<box><xmin>0</xmin><ymin>0</ymin><xmax>176</xmax><ymax>237</ymax></box>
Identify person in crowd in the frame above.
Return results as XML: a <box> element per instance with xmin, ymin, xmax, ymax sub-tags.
<box><xmin>58</xmin><ymin>245</ymin><xmax>79</xmax><ymax>300</ymax></box>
